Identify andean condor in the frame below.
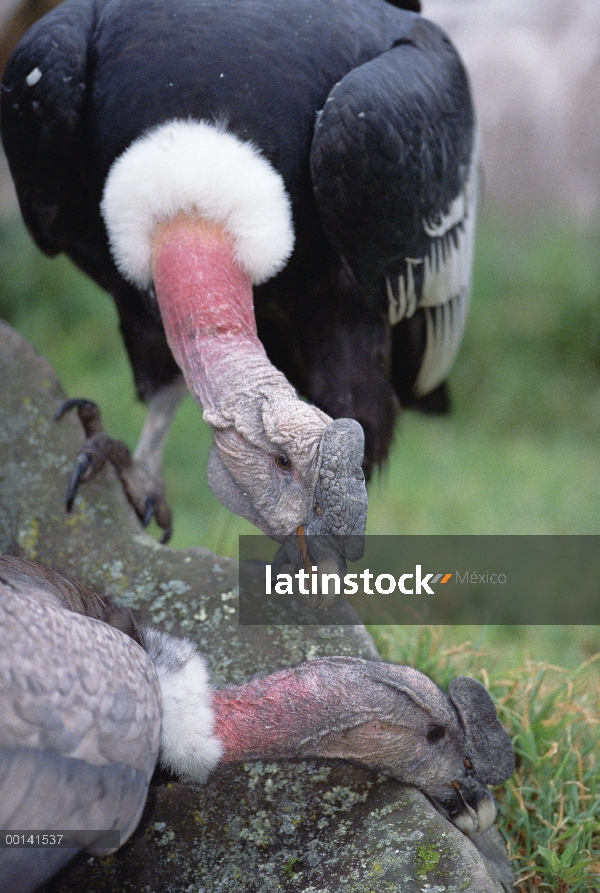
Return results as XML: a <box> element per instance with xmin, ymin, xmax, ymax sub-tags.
<box><xmin>1</xmin><ymin>0</ymin><xmax>478</xmax><ymax>567</ymax></box>
<box><xmin>0</xmin><ymin>556</ymin><xmax>513</xmax><ymax>891</ymax></box>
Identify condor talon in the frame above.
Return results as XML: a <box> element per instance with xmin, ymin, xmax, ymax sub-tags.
<box><xmin>55</xmin><ymin>398</ymin><xmax>83</xmax><ymax>422</ymax></box>
<box><xmin>65</xmin><ymin>452</ymin><xmax>94</xmax><ymax>512</ymax></box>
<box><xmin>143</xmin><ymin>495</ymin><xmax>157</xmax><ymax>528</ymax></box>
<box><xmin>159</xmin><ymin>525</ymin><xmax>172</xmax><ymax>546</ymax></box>
<box><xmin>55</xmin><ymin>398</ymin><xmax>103</xmax><ymax>437</ymax></box>
<box><xmin>55</xmin><ymin>397</ymin><xmax>94</xmax><ymax>416</ymax></box>
<box><xmin>55</xmin><ymin>393</ymin><xmax>175</xmax><ymax>544</ymax></box>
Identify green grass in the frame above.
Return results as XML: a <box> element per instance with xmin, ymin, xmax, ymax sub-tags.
<box><xmin>368</xmin><ymin>215</ymin><xmax>600</xmax><ymax>536</ymax></box>
<box><xmin>1</xmin><ymin>214</ymin><xmax>599</xmax><ymax>889</ymax></box>
<box><xmin>374</xmin><ymin>627</ymin><xmax>599</xmax><ymax>892</ymax></box>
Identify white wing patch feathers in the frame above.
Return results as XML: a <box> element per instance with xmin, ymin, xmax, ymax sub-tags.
<box><xmin>387</xmin><ymin>132</ymin><xmax>480</xmax><ymax>395</ymax></box>
<box><xmin>422</xmin><ymin>185</ymin><xmax>469</xmax><ymax>239</ymax></box>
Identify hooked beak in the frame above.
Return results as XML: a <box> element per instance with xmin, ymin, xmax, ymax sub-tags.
<box><xmin>289</xmin><ymin>526</ymin><xmax>348</xmax><ymax>608</ymax></box>
<box><xmin>296</xmin><ymin>525</ymin><xmax>311</xmax><ymax>574</ymax></box>
<box><xmin>271</xmin><ymin>417</ymin><xmax>368</xmax><ymax>608</ymax></box>
<box><xmin>270</xmin><ymin>527</ymin><xmax>351</xmax><ymax>609</ymax></box>
<box><xmin>430</xmin><ymin>778</ymin><xmax>498</xmax><ymax>836</ymax></box>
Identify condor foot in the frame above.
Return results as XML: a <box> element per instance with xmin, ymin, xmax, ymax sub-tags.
<box><xmin>55</xmin><ymin>399</ymin><xmax>172</xmax><ymax>543</ymax></box>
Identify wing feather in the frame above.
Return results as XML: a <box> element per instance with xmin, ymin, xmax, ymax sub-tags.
<box><xmin>0</xmin><ymin>562</ymin><xmax>162</xmax><ymax>886</ymax></box>
<box><xmin>0</xmin><ymin>0</ymin><xmax>96</xmax><ymax>255</ymax></box>
<box><xmin>388</xmin><ymin>134</ymin><xmax>479</xmax><ymax>394</ymax></box>
<box><xmin>310</xmin><ymin>15</ymin><xmax>477</xmax><ymax>398</ymax></box>
<box><xmin>0</xmin><ymin>574</ymin><xmax>161</xmax><ymax>777</ymax></box>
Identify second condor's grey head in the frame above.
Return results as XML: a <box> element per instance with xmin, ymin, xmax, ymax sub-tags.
<box><xmin>308</xmin><ymin>659</ymin><xmax>515</xmax><ymax>835</ymax></box>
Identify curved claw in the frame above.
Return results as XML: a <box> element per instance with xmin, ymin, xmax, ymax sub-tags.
<box><xmin>65</xmin><ymin>452</ymin><xmax>93</xmax><ymax>512</ymax></box>
<box><xmin>143</xmin><ymin>495</ymin><xmax>156</xmax><ymax>528</ymax></box>
<box><xmin>142</xmin><ymin>495</ymin><xmax>172</xmax><ymax>544</ymax></box>
<box><xmin>55</xmin><ymin>398</ymin><xmax>91</xmax><ymax>421</ymax></box>
<box><xmin>55</xmin><ymin>398</ymin><xmax>103</xmax><ymax>437</ymax></box>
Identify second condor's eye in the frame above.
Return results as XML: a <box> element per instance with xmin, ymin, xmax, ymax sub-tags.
<box><xmin>275</xmin><ymin>453</ymin><xmax>292</xmax><ymax>471</ymax></box>
<box><xmin>426</xmin><ymin>724</ymin><xmax>446</xmax><ymax>743</ymax></box>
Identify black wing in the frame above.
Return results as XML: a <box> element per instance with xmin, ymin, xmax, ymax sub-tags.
<box><xmin>385</xmin><ymin>0</ymin><xmax>421</xmax><ymax>10</ymax></box>
<box><xmin>0</xmin><ymin>0</ymin><xmax>182</xmax><ymax>396</ymax></box>
<box><xmin>310</xmin><ymin>16</ymin><xmax>477</xmax><ymax>400</ymax></box>
<box><xmin>0</xmin><ymin>0</ymin><xmax>110</xmax><ymax>283</ymax></box>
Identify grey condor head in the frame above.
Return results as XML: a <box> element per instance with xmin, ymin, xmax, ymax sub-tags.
<box><xmin>307</xmin><ymin>659</ymin><xmax>515</xmax><ymax>835</ymax></box>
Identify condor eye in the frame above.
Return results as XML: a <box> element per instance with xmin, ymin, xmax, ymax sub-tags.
<box><xmin>275</xmin><ymin>453</ymin><xmax>292</xmax><ymax>471</ymax></box>
<box><xmin>427</xmin><ymin>724</ymin><xmax>446</xmax><ymax>744</ymax></box>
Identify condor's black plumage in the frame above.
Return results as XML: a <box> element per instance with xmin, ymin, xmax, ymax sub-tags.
<box><xmin>1</xmin><ymin>0</ymin><xmax>477</xmax><ymax>549</ymax></box>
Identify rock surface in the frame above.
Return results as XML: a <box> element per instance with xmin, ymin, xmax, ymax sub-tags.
<box><xmin>0</xmin><ymin>320</ymin><xmax>513</xmax><ymax>892</ymax></box>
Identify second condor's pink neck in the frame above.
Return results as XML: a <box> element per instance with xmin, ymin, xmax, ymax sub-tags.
<box><xmin>212</xmin><ymin>665</ymin><xmax>340</xmax><ymax>763</ymax></box>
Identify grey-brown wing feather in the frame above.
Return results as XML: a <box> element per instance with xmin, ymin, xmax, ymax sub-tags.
<box><xmin>0</xmin><ymin>566</ymin><xmax>162</xmax><ymax>892</ymax></box>
<box><xmin>0</xmin><ymin>746</ymin><xmax>152</xmax><ymax>893</ymax></box>
<box><xmin>1</xmin><ymin>847</ymin><xmax>77</xmax><ymax>893</ymax></box>
<box><xmin>0</xmin><ymin>583</ymin><xmax>161</xmax><ymax>774</ymax></box>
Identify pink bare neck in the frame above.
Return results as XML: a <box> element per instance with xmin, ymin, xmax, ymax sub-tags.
<box><xmin>151</xmin><ymin>217</ymin><xmax>267</xmax><ymax>416</ymax></box>
<box><xmin>212</xmin><ymin>664</ymin><xmax>337</xmax><ymax>763</ymax></box>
